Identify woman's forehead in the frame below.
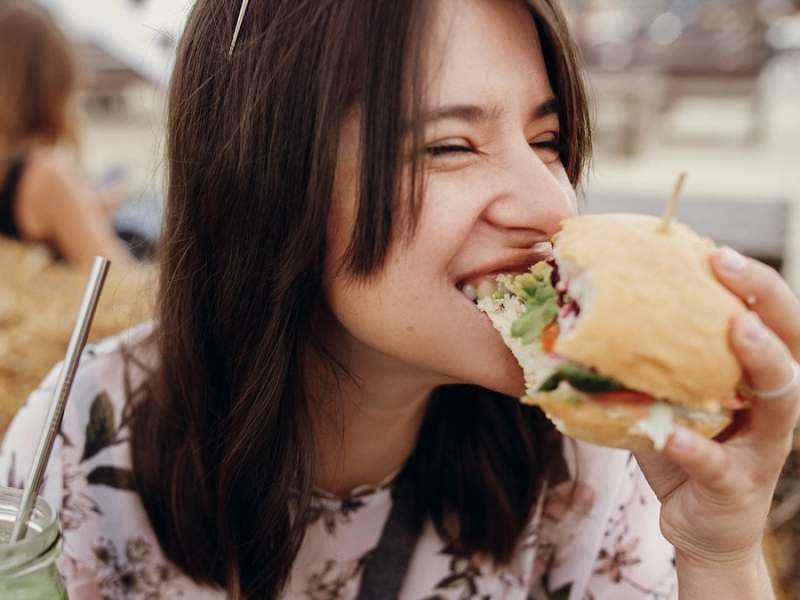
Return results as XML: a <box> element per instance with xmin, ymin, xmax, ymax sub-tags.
<box><xmin>420</xmin><ymin>0</ymin><xmax>553</xmax><ymax>112</ymax></box>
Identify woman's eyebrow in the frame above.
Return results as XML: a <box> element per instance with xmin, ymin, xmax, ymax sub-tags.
<box><xmin>416</xmin><ymin>96</ymin><xmax>559</xmax><ymax>127</ymax></box>
<box><xmin>531</xmin><ymin>97</ymin><xmax>560</xmax><ymax>121</ymax></box>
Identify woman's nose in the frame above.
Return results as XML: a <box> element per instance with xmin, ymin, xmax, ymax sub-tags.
<box><xmin>481</xmin><ymin>146</ymin><xmax>577</xmax><ymax>238</ymax></box>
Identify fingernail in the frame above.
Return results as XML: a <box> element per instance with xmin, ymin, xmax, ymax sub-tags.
<box><xmin>740</xmin><ymin>313</ymin><xmax>768</xmax><ymax>346</ymax></box>
<box><xmin>718</xmin><ymin>247</ymin><xmax>747</xmax><ymax>274</ymax></box>
<box><xmin>669</xmin><ymin>427</ymin><xmax>693</xmax><ymax>452</ymax></box>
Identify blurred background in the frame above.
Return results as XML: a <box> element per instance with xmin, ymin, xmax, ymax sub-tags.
<box><xmin>27</xmin><ymin>0</ymin><xmax>185</xmax><ymax>245</ymax></box>
<box><xmin>565</xmin><ymin>0</ymin><xmax>800</xmax><ymax>289</ymax></box>
<box><xmin>0</xmin><ymin>0</ymin><xmax>798</xmax><ymax>596</ymax></box>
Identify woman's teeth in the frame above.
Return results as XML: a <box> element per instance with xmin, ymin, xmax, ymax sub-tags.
<box><xmin>460</xmin><ymin>277</ymin><xmax>496</xmax><ymax>301</ymax></box>
<box><xmin>477</xmin><ymin>279</ymin><xmax>495</xmax><ymax>299</ymax></box>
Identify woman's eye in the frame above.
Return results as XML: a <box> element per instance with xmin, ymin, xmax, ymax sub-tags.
<box><xmin>425</xmin><ymin>144</ymin><xmax>473</xmax><ymax>157</ymax></box>
<box><xmin>530</xmin><ymin>134</ymin><xmax>563</xmax><ymax>162</ymax></box>
<box><xmin>424</xmin><ymin>136</ymin><xmax>563</xmax><ymax>161</ymax></box>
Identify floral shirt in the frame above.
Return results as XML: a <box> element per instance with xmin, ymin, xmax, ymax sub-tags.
<box><xmin>0</xmin><ymin>323</ymin><xmax>677</xmax><ymax>599</ymax></box>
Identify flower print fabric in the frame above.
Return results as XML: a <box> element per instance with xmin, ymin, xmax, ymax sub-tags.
<box><xmin>0</xmin><ymin>323</ymin><xmax>676</xmax><ymax>599</ymax></box>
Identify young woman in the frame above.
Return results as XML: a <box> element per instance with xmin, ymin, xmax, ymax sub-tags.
<box><xmin>0</xmin><ymin>0</ymin><xmax>133</xmax><ymax>266</ymax></box>
<box><xmin>2</xmin><ymin>0</ymin><xmax>799</xmax><ymax>598</ymax></box>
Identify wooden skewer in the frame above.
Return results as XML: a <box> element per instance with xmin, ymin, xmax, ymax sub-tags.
<box><xmin>659</xmin><ymin>172</ymin><xmax>687</xmax><ymax>233</ymax></box>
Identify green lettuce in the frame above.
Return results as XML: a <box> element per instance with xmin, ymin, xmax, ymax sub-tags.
<box><xmin>507</xmin><ymin>262</ymin><xmax>559</xmax><ymax>345</ymax></box>
<box><xmin>538</xmin><ymin>362</ymin><xmax>625</xmax><ymax>393</ymax></box>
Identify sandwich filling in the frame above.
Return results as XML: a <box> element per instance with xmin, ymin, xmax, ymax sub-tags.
<box><xmin>476</xmin><ymin>260</ymin><xmax>732</xmax><ymax>450</ymax></box>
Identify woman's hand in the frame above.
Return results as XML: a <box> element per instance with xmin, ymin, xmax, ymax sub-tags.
<box><xmin>635</xmin><ymin>247</ymin><xmax>800</xmax><ymax>591</ymax></box>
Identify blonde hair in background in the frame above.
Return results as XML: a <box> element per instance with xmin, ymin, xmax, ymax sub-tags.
<box><xmin>0</xmin><ymin>0</ymin><xmax>80</xmax><ymax>159</ymax></box>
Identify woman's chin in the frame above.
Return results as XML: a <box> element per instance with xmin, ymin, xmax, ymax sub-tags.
<box><xmin>487</xmin><ymin>368</ymin><xmax>526</xmax><ymax>398</ymax></box>
<box><xmin>461</xmin><ymin>350</ymin><xmax>526</xmax><ymax>398</ymax></box>
<box><xmin>447</xmin><ymin>291</ymin><xmax>525</xmax><ymax>396</ymax></box>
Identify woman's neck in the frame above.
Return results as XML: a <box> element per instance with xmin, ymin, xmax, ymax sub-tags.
<box><xmin>309</xmin><ymin>323</ymin><xmax>440</xmax><ymax>497</ymax></box>
<box><xmin>314</xmin><ymin>385</ymin><xmax>431</xmax><ymax>497</ymax></box>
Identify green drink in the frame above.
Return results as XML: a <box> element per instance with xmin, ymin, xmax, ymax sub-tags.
<box><xmin>0</xmin><ymin>487</ymin><xmax>68</xmax><ymax>599</ymax></box>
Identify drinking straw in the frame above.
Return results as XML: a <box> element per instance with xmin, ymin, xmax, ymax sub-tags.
<box><xmin>9</xmin><ymin>257</ymin><xmax>110</xmax><ymax>543</ymax></box>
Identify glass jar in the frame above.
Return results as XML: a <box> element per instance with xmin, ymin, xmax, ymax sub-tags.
<box><xmin>0</xmin><ymin>487</ymin><xmax>68</xmax><ymax>599</ymax></box>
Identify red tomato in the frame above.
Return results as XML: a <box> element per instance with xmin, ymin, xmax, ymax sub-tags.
<box><xmin>592</xmin><ymin>391</ymin><xmax>654</xmax><ymax>405</ymax></box>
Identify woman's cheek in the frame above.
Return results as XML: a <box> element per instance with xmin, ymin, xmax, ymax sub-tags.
<box><xmin>419</xmin><ymin>167</ymin><xmax>500</xmax><ymax>229</ymax></box>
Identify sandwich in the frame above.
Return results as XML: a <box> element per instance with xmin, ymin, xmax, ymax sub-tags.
<box><xmin>477</xmin><ymin>214</ymin><xmax>747</xmax><ymax>452</ymax></box>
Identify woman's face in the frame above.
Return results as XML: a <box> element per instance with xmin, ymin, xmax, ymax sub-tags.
<box><xmin>324</xmin><ymin>0</ymin><xmax>577</xmax><ymax>398</ymax></box>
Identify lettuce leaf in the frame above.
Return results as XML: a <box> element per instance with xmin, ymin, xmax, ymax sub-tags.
<box><xmin>507</xmin><ymin>262</ymin><xmax>559</xmax><ymax>345</ymax></box>
<box><xmin>538</xmin><ymin>362</ymin><xmax>625</xmax><ymax>393</ymax></box>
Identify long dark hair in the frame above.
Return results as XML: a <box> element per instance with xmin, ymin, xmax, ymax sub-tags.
<box><xmin>131</xmin><ymin>1</ymin><xmax>592</xmax><ymax>597</ymax></box>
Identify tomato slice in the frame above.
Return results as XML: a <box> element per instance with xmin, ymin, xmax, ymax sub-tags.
<box><xmin>541</xmin><ymin>320</ymin><xmax>560</xmax><ymax>353</ymax></box>
<box><xmin>591</xmin><ymin>391</ymin><xmax>654</xmax><ymax>405</ymax></box>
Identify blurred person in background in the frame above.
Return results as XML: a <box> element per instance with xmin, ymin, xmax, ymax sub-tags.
<box><xmin>0</xmin><ymin>0</ymin><xmax>134</xmax><ymax>267</ymax></box>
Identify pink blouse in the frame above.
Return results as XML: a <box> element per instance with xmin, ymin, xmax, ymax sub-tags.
<box><xmin>0</xmin><ymin>323</ymin><xmax>677</xmax><ymax>599</ymax></box>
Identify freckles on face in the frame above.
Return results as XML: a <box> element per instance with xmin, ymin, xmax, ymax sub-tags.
<box><xmin>322</xmin><ymin>0</ymin><xmax>577</xmax><ymax>397</ymax></box>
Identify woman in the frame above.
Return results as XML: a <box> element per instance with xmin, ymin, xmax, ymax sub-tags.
<box><xmin>2</xmin><ymin>0</ymin><xmax>798</xmax><ymax>598</ymax></box>
<box><xmin>0</xmin><ymin>0</ymin><xmax>133</xmax><ymax>266</ymax></box>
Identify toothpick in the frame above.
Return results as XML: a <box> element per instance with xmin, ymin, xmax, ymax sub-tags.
<box><xmin>659</xmin><ymin>172</ymin><xmax>686</xmax><ymax>233</ymax></box>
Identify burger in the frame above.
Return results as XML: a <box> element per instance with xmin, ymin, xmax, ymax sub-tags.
<box><xmin>476</xmin><ymin>214</ymin><xmax>747</xmax><ymax>452</ymax></box>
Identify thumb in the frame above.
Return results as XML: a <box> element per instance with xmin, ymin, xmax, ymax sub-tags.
<box><xmin>634</xmin><ymin>449</ymin><xmax>686</xmax><ymax>501</ymax></box>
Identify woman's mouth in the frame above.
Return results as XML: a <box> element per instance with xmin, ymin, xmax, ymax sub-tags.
<box><xmin>455</xmin><ymin>242</ymin><xmax>554</xmax><ymax>302</ymax></box>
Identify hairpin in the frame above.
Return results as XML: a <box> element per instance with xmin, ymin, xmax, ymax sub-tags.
<box><xmin>228</xmin><ymin>0</ymin><xmax>251</xmax><ymax>58</ymax></box>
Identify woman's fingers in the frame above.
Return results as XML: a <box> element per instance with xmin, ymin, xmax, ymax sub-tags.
<box><xmin>730</xmin><ymin>312</ymin><xmax>800</xmax><ymax>446</ymax></box>
<box><xmin>709</xmin><ymin>248</ymin><xmax>800</xmax><ymax>462</ymax></box>
<box><xmin>663</xmin><ymin>426</ymin><xmax>737</xmax><ymax>495</ymax></box>
<box><xmin>634</xmin><ymin>449</ymin><xmax>688</xmax><ymax>502</ymax></box>
<box><xmin>712</xmin><ymin>247</ymin><xmax>800</xmax><ymax>357</ymax></box>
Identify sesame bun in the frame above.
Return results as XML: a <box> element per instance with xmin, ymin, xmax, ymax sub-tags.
<box><xmin>553</xmin><ymin>214</ymin><xmax>746</xmax><ymax>413</ymax></box>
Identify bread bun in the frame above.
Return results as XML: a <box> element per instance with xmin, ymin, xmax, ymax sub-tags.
<box><xmin>553</xmin><ymin>214</ymin><xmax>746</xmax><ymax>413</ymax></box>
<box><xmin>477</xmin><ymin>213</ymin><xmax>745</xmax><ymax>452</ymax></box>
<box><xmin>523</xmin><ymin>386</ymin><xmax>731</xmax><ymax>453</ymax></box>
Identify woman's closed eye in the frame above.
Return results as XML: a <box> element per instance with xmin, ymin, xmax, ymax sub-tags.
<box><xmin>425</xmin><ymin>132</ymin><xmax>563</xmax><ymax>163</ymax></box>
<box><xmin>425</xmin><ymin>142</ymin><xmax>474</xmax><ymax>157</ymax></box>
<box><xmin>528</xmin><ymin>132</ymin><xmax>563</xmax><ymax>163</ymax></box>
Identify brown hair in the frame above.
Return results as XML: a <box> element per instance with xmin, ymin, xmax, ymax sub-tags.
<box><xmin>131</xmin><ymin>1</ymin><xmax>591</xmax><ymax>597</ymax></box>
<box><xmin>0</xmin><ymin>1</ymin><xmax>78</xmax><ymax>157</ymax></box>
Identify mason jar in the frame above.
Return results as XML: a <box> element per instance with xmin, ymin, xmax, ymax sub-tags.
<box><xmin>0</xmin><ymin>487</ymin><xmax>68</xmax><ymax>599</ymax></box>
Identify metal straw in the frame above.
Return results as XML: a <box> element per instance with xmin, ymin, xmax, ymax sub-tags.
<box><xmin>9</xmin><ymin>257</ymin><xmax>110</xmax><ymax>543</ymax></box>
